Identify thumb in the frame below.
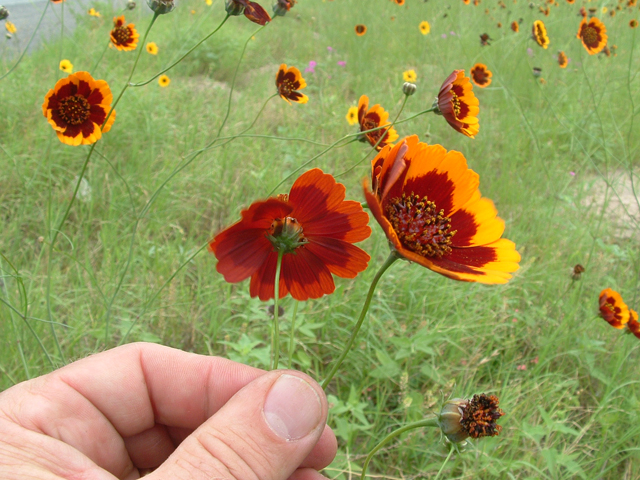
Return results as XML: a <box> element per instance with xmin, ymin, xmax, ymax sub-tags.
<box><xmin>149</xmin><ymin>371</ymin><xmax>328</xmax><ymax>480</ymax></box>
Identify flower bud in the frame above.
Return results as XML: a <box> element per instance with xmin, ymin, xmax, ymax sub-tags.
<box><xmin>6</xmin><ymin>32</ymin><xmax>11</xmax><ymax>39</ymax></box>
<box><xmin>438</xmin><ymin>394</ymin><xmax>504</xmax><ymax>443</ymax></box>
<box><xmin>126</xmin><ymin>0</ymin><xmax>136</xmax><ymax>9</ymax></box>
<box><xmin>225</xmin><ymin>0</ymin><xmax>245</xmax><ymax>16</ymax></box>
<box><xmin>147</xmin><ymin>0</ymin><xmax>174</xmax><ymax>14</ymax></box>
<box><xmin>402</xmin><ymin>82</ymin><xmax>417</xmax><ymax>96</ymax></box>
<box><xmin>273</xmin><ymin>0</ymin><xmax>295</xmax><ymax>16</ymax></box>
<box><xmin>0</xmin><ymin>6</ymin><xmax>9</xmax><ymax>21</ymax></box>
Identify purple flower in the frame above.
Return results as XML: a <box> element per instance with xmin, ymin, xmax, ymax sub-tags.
<box><xmin>441</xmin><ymin>33</ymin><xmax>447</xmax><ymax>39</ymax></box>
<box><xmin>327</xmin><ymin>46</ymin><xmax>333</xmax><ymax>52</ymax></box>
<box><xmin>527</xmin><ymin>47</ymin><xmax>534</xmax><ymax>57</ymax></box>
<box><xmin>337</xmin><ymin>61</ymin><xmax>346</xmax><ymax>67</ymax></box>
<box><xmin>305</xmin><ymin>60</ymin><xmax>317</xmax><ymax>73</ymax></box>
<box><xmin>569</xmin><ymin>171</ymin><xmax>576</xmax><ymax>176</ymax></box>
<box><xmin>450</xmin><ymin>31</ymin><xmax>456</xmax><ymax>36</ymax></box>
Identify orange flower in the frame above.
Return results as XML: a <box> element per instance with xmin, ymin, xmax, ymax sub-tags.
<box><xmin>470</xmin><ymin>63</ymin><xmax>492</xmax><ymax>88</ymax></box>
<box><xmin>627</xmin><ymin>309</ymin><xmax>640</xmax><ymax>339</ymax></box>
<box><xmin>435</xmin><ymin>70</ymin><xmax>480</xmax><ymax>138</ymax></box>
<box><xmin>577</xmin><ymin>17</ymin><xmax>607</xmax><ymax>55</ymax></box>
<box><xmin>532</xmin><ymin>20</ymin><xmax>550</xmax><ymax>49</ymax></box>
<box><xmin>110</xmin><ymin>15</ymin><xmax>138</xmax><ymax>51</ymax></box>
<box><xmin>511</xmin><ymin>21</ymin><xmax>519</xmax><ymax>32</ymax></box>
<box><xmin>210</xmin><ymin>169</ymin><xmax>371</xmax><ymax>301</ymax></box>
<box><xmin>355</xmin><ymin>24</ymin><xmax>367</xmax><ymax>36</ymax></box>
<box><xmin>357</xmin><ymin>95</ymin><xmax>399</xmax><ymax>150</ymax></box>
<box><xmin>364</xmin><ymin>136</ymin><xmax>520</xmax><ymax>284</ymax></box>
<box><xmin>630</xmin><ymin>19</ymin><xmax>638</xmax><ymax>28</ymax></box>
<box><xmin>276</xmin><ymin>64</ymin><xmax>308</xmax><ymax>104</ymax></box>
<box><xmin>42</xmin><ymin>71</ymin><xmax>115</xmax><ymax>146</ymax></box>
<box><xmin>463</xmin><ymin>0</ymin><xmax>470</xmax><ymax>4</ymax></box>
<box><xmin>599</xmin><ymin>288</ymin><xmax>631</xmax><ymax>329</ymax></box>
<box><xmin>557</xmin><ymin>51</ymin><xmax>568</xmax><ymax>68</ymax></box>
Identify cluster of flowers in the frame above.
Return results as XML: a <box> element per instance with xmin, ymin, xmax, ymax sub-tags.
<box><xmin>599</xmin><ymin>288</ymin><xmax>640</xmax><ymax>339</ymax></box>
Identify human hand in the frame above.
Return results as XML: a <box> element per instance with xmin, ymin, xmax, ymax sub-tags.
<box><xmin>0</xmin><ymin>342</ymin><xmax>337</xmax><ymax>479</ymax></box>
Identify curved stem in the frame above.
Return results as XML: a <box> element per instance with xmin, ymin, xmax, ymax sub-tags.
<box><xmin>288</xmin><ymin>300</ymin><xmax>299</xmax><ymax>369</ymax></box>
<box><xmin>271</xmin><ymin>250</ymin><xmax>284</xmax><ymax>370</ymax></box>
<box><xmin>321</xmin><ymin>251</ymin><xmax>399</xmax><ymax>390</ymax></box>
<box><xmin>130</xmin><ymin>14</ymin><xmax>230</xmax><ymax>87</ymax></box>
<box><xmin>0</xmin><ymin>1</ymin><xmax>50</xmax><ymax>81</ymax></box>
<box><xmin>360</xmin><ymin>416</ymin><xmax>439</xmax><ymax>480</ymax></box>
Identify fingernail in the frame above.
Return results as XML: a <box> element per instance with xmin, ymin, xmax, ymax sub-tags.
<box><xmin>263</xmin><ymin>374</ymin><xmax>322</xmax><ymax>441</ymax></box>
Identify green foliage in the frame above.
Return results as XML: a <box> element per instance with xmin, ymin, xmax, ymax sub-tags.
<box><xmin>1</xmin><ymin>0</ymin><xmax>640</xmax><ymax>478</ymax></box>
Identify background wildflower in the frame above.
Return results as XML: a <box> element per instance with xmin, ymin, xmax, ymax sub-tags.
<box><xmin>158</xmin><ymin>74</ymin><xmax>170</xmax><ymax>87</ymax></box>
<box><xmin>59</xmin><ymin>59</ymin><xmax>73</xmax><ymax>73</ymax></box>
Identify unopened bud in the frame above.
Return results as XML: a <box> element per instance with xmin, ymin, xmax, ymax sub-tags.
<box><xmin>126</xmin><ymin>0</ymin><xmax>136</xmax><ymax>9</ymax></box>
<box><xmin>0</xmin><ymin>6</ymin><xmax>9</xmax><ymax>20</ymax></box>
<box><xmin>402</xmin><ymin>82</ymin><xmax>416</xmax><ymax>96</ymax></box>
<box><xmin>273</xmin><ymin>0</ymin><xmax>295</xmax><ymax>16</ymax></box>
<box><xmin>5</xmin><ymin>32</ymin><xmax>11</xmax><ymax>39</ymax></box>
<box><xmin>147</xmin><ymin>0</ymin><xmax>174</xmax><ymax>14</ymax></box>
<box><xmin>225</xmin><ymin>0</ymin><xmax>245</xmax><ymax>15</ymax></box>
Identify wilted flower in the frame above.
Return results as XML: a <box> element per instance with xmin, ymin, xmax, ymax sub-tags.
<box><xmin>226</xmin><ymin>0</ymin><xmax>271</xmax><ymax>25</ymax></box>
<box><xmin>273</xmin><ymin>0</ymin><xmax>295</xmax><ymax>16</ymax></box>
<box><xmin>438</xmin><ymin>394</ymin><xmax>504</xmax><ymax>443</ymax></box>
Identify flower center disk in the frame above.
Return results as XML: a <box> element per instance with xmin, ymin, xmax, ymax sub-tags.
<box><xmin>280</xmin><ymin>79</ymin><xmax>294</xmax><ymax>96</ymax></box>
<box><xmin>267</xmin><ymin>216</ymin><xmax>307</xmax><ymax>253</ymax></box>
<box><xmin>58</xmin><ymin>94</ymin><xmax>90</xmax><ymax>125</ymax></box>
<box><xmin>113</xmin><ymin>26</ymin><xmax>131</xmax><ymax>44</ymax></box>
<box><xmin>582</xmin><ymin>26</ymin><xmax>597</xmax><ymax>46</ymax></box>
<box><xmin>385</xmin><ymin>192</ymin><xmax>456</xmax><ymax>258</ymax></box>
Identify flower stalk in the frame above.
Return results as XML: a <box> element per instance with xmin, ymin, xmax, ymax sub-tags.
<box><xmin>271</xmin><ymin>249</ymin><xmax>284</xmax><ymax>370</ymax></box>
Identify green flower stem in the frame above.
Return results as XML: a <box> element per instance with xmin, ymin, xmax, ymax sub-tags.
<box><xmin>321</xmin><ymin>251</ymin><xmax>399</xmax><ymax>390</ymax></box>
<box><xmin>268</xmin><ymin>106</ymin><xmax>436</xmax><ymax>197</ymax></box>
<box><xmin>288</xmin><ymin>300</ymin><xmax>299</xmax><ymax>369</ymax></box>
<box><xmin>129</xmin><ymin>14</ymin><xmax>230</xmax><ymax>87</ymax></box>
<box><xmin>91</xmin><ymin>40</ymin><xmax>111</xmax><ymax>75</ymax></box>
<box><xmin>271</xmin><ymin>250</ymin><xmax>284</xmax><ymax>370</ymax></box>
<box><xmin>0</xmin><ymin>1</ymin><xmax>50</xmax><ymax>81</ymax></box>
<box><xmin>360</xmin><ymin>416</ymin><xmax>439</xmax><ymax>480</ymax></box>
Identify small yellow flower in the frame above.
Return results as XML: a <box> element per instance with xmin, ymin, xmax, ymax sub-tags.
<box><xmin>5</xmin><ymin>21</ymin><xmax>16</xmax><ymax>34</ymax></box>
<box><xmin>59</xmin><ymin>59</ymin><xmax>73</xmax><ymax>73</ymax></box>
<box><xmin>146</xmin><ymin>42</ymin><xmax>158</xmax><ymax>55</ymax></box>
<box><xmin>158</xmin><ymin>74</ymin><xmax>170</xmax><ymax>87</ymax></box>
<box><xmin>403</xmin><ymin>69</ymin><xmax>417</xmax><ymax>82</ymax></box>
<box><xmin>88</xmin><ymin>7</ymin><xmax>101</xmax><ymax>17</ymax></box>
<box><xmin>346</xmin><ymin>106</ymin><xmax>358</xmax><ymax>125</ymax></box>
<box><xmin>601</xmin><ymin>6</ymin><xmax>607</xmax><ymax>13</ymax></box>
<box><xmin>205</xmin><ymin>0</ymin><xmax>212</xmax><ymax>5</ymax></box>
<box><xmin>191</xmin><ymin>9</ymin><xmax>195</xmax><ymax>13</ymax></box>
<box><xmin>419</xmin><ymin>20</ymin><xmax>430</xmax><ymax>35</ymax></box>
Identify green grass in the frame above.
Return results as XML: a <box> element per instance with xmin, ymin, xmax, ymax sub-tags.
<box><xmin>1</xmin><ymin>0</ymin><xmax>640</xmax><ymax>478</ymax></box>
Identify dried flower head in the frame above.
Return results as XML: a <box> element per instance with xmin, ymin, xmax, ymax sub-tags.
<box><xmin>439</xmin><ymin>394</ymin><xmax>504</xmax><ymax>443</ymax></box>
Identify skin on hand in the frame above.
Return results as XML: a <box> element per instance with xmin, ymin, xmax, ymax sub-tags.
<box><xmin>0</xmin><ymin>342</ymin><xmax>337</xmax><ymax>480</ymax></box>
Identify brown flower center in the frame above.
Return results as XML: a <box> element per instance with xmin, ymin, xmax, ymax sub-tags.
<box><xmin>473</xmin><ymin>69</ymin><xmax>488</xmax><ymax>85</ymax></box>
<box><xmin>385</xmin><ymin>192</ymin><xmax>456</xmax><ymax>258</ymax></box>
<box><xmin>58</xmin><ymin>94</ymin><xmax>91</xmax><ymax>125</ymax></box>
<box><xmin>267</xmin><ymin>216</ymin><xmax>307</xmax><ymax>253</ymax></box>
<box><xmin>460</xmin><ymin>394</ymin><xmax>504</xmax><ymax>439</ymax></box>
<box><xmin>112</xmin><ymin>25</ymin><xmax>131</xmax><ymax>45</ymax></box>
<box><xmin>279</xmin><ymin>79</ymin><xmax>294</xmax><ymax>96</ymax></box>
<box><xmin>582</xmin><ymin>26</ymin><xmax>598</xmax><ymax>46</ymax></box>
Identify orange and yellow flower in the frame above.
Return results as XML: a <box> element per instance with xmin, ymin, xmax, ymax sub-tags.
<box><xmin>599</xmin><ymin>288</ymin><xmax>631</xmax><ymax>329</ymax></box>
<box><xmin>355</xmin><ymin>24</ymin><xmax>367</xmax><ymax>36</ymax></box>
<box><xmin>110</xmin><ymin>15</ymin><xmax>138</xmax><ymax>51</ymax></box>
<box><xmin>627</xmin><ymin>309</ymin><xmax>640</xmax><ymax>339</ymax></box>
<box><xmin>276</xmin><ymin>64</ymin><xmax>308</xmax><ymax>104</ymax></box>
<box><xmin>630</xmin><ymin>19</ymin><xmax>638</xmax><ymax>28</ymax></box>
<box><xmin>577</xmin><ymin>17</ymin><xmax>607</xmax><ymax>55</ymax></box>
<box><xmin>158</xmin><ymin>74</ymin><xmax>170</xmax><ymax>87</ymax></box>
<box><xmin>364</xmin><ymin>136</ymin><xmax>520</xmax><ymax>284</ymax></box>
<box><xmin>87</xmin><ymin>7</ymin><xmax>101</xmax><ymax>17</ymax></box>
<box><xmin>210</xmin><ymin>169</ymin><xmax>371</xmax><ymax>301</ymax></box>
<box><xmin>419</xmin><ymin>20</ymin><xmax>430</xmax><ymax>35</ymax></box>
<box><xmin>346</xmin><ymin>106</ymin><xmax>358</xmax><ymax>125</ymax></box>
<box><xmin>470</xmin><ymin>63</ymin><xmax>492</xmax><ymax>88</ymax></box>
<box><xmin>357</xmin><ymin>95</ymin><xmax>399</xmax><ymax>150</ymax></box>
<box><xmin>511</xmin><ymin>21</ymin><xmax>519</xmax><ymax>32</ymax></box>
<box><xmin>557</xmin><ymin>51</ymin><xmax>568</xmax><ymax>68</ymax></box>
<box><xmin>42</xmin><ymin>71</ymin><xmax>115</xmax><ymax>146</ymax></box>
<box><xmin>532</xmin><ymin>20</ymin><xmax>550</xmax><ymax>49</ymax></box>
<box><xmin>435</xmin><ymin>70</ymin><xmax>480</xmax><ymax>138</ymax></box>
<box><xmin>146</xmin><ymin>42</ymin><xmax>158</xmax><ymax>55</ymax></box>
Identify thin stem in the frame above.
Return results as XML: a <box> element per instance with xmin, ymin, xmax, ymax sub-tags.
<box><xmin>271</xmin><ymin>250</ymin><xmax>284</xmax><ymax>370</ymax></box>
<box><xmin>322</xmin><ymin>251</ymin><xmax>399</xmax><ymax>390</ymax></box>
<box><xmin>91</xmin><ymin>40</ymin><xmax>111</xmax><ymax>74</ymax></box>
<box><xmin>269</xmin><ymin>106</ymin><xmax>435</xmax><ymax>196</ymax></box>
<box><xmin>214</xmin><ymin>24</ymin><xmax>265</xmax><ymax>139</ymax></box>
<box><xmin>130</xmin><ymin>14</ymin><xmax>230</xmax><ymax>87</ymax></box>
<box><xmin>360</xmin><ymin>416</ymin><xmax>439</xmax><ymax>480</ymax></box>
<box><xmin>288</xmin><ymin>300</ymin><xmax>299</xmax><ymax>369</ymax></box>
<box><xmin>0</xmin><ymin>1</ymin><xmax>50</xmax><ymax>81</ymax></box>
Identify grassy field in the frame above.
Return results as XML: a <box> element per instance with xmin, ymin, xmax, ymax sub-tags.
<box><xmin>1</xmin><ymin>0</ymin><xmax>640</xmax><ymax>478</ymax></box>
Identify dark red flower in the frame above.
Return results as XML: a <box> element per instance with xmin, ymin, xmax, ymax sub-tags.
<box><xmin>210</xmin><ymin>169</ymin><xmax>371</xmax><ymax>301</ymax></box>
<box><xmin>226</xmin><ymin>0</ymin><xmax>271</xmax><ymax>25</ymax></box>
